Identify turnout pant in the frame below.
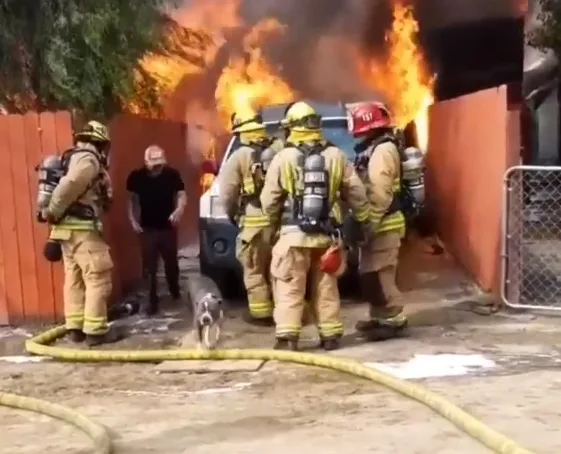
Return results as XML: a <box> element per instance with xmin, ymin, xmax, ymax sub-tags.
<box><xmin>61</xmin><ymin>230</ymin><xmax>113</xmax><ymax>335</ymax></box>
<box><xmin>236</xmin><ymin>227</ymin><xmax>274</xmax><ymax>319</ymax></box>
<box><xmin>359</xmin><ymin>231</ymin><xmax>403</xmax><ymax>318</ymax></box>
<box><xmin>271</xmin><ymin>241</ymin><xmax>343</xmax><ymax>340</ymax></box>
<box><xmin>140</xmin><ymin>227</ymin><xmax>180</xmax><ymax>301</ymax></box>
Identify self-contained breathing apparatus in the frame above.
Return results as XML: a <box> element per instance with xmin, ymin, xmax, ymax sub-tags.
<box><xmin>354</xmin><ymin>130</ymin><xmax>426</xmax><ymax>220</ymax></box>
<box><xmin>290</xmin><ymin>142</ymin><xmax>334</xmax><ymax>235</ymax></box>
<box><xmin>249</xmin><ymin>141</ymin><xmax>277</xmax><ymax>198</ymax></box>
<box><xmin>35</xmin><ymin>148</ymin><xmax>107</xmax><ymax>223</ymax></box>
<box><xmin>36</xmin><ymin>155</ymin><xmax>65</xmax><ymax>222</ymax></box>
<box><xmin>237</xmin><ymin>140</ymin><xmax>277</xmax><ymax>219</ymax></box>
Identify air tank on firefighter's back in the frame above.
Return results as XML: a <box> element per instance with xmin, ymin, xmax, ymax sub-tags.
<box><xmin>302</xmin><ymin>153</ymin><xmax>327</xmax><ymax>221</ymax></box>
<box><xmin>35</xmin><ymin>155</ymin><xmax>64</xmax><ymax>222</ymax></box>
<box><xmin>261</xmin><ymin>146</ymin><xmax>277</xmax><ymax>174</ymax></box>
<box><xmin>402</xmin><ymin>147</ymin><xmax>426</xmax><ymax>207</ymax></box>
<box><xmin>400</xmin><ymin>121</ymin><xmax>427</xmax><ymax>211</ymax></box>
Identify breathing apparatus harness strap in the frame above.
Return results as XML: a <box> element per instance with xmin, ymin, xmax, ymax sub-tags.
<box><xmin>354</xmin><ymin>133</ymin><xmax>401</xmax><ymax>215</ymax></box>
<box><xmin>238</xmin><ymin>138</ymin><xmax>276</xmax><ymax>217</ymax></box>
<box><xmin>59</xmin><ymin>147</ymin><xmax>105</xmax><ymax>221</ymax></box>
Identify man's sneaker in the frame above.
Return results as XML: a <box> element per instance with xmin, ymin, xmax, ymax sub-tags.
<box><xmin>146</xmin><ymin>297</ymin><xmax>159</xmax><ymax>316</ymax></box>
<box><xmin>169</xmin><ymin>287</ymin><xmax>181</xmax><ymax>301</ymax></box>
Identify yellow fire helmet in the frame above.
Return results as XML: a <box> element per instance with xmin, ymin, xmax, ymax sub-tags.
<box><xmin>74</xmin><ymin>120</ymin><xmax>110</xmax><ymax>143</ymax></box>
<box><xmin>280</xmin><ymin>101</ymin><xmax>322</xmax><ymax>131</ymax></box>
<box><xmin>231</xmin><ymin>110</ymin><xmax>265</xmax><ymax>134</ymax></box>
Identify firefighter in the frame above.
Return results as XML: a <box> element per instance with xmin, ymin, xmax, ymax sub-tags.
<box><xmin>42</xmin><ymin>120</ymin><xmax>123</xmax><ymax>346</ymax></box>
<box><xmin>219</xmin><ymin>108</ymin><xmax>282</xmax><ymax>326</ymax></box>
<box><xmin>260</xmin><ymin>101</ymin><xmax>371</xmax><ymax>351</ymax></box>
<box><xmin>348</xmin><ymin>101</ymin><xmax>408</xmax><ymax>340</ymax></box>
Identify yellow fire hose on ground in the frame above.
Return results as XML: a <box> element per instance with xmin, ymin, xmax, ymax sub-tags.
<box><xmin>0</xmin><ymin>326</ymin><xmax>535</xmax><ymax>454</ymax></box>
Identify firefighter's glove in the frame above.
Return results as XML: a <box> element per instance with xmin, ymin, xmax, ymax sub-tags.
<box><xmin>42</xmin><ymin>209</ymin><xmax>60</xmax><ymax>225</ymax></box>
<box><xmin>358</xmin><ymin>221</ymin><xmax>374</xmax><ymax>247</ymax></box>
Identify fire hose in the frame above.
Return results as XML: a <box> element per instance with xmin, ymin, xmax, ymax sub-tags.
<box><xmin>0</xmin><ymin>325</ymin><xmax>535</xmax><ymax>454</ymax></box>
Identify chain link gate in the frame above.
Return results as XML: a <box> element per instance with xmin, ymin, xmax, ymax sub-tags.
<box><xmin>502</xmin><ymin>165</ymin><xmax>561</xmax><ymax>310</ymax></box>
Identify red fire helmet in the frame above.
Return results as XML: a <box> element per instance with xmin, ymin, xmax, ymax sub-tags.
<box><xmin>347</xmin><ymin>101</ymin><xmax>393</xmax><ymax>137</ymax></box>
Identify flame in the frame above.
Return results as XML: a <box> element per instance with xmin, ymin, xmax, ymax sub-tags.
<box><xmin>137</xmin><ymin>0</ymin><xmax>243</xmax><ymax>112</ymax></box>
<box><xmin>359</xmin><ymin>1</ymin><xmax>434</xmax><ymax>152</ymax></box>
<box><xmin>214</xmin><ymin>18</ymin><xmax>295</xmax><ymax>128</ymax></box>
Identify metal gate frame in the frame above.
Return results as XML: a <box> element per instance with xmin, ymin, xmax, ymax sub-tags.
<box><xmin>501</xmin><ymin>164</ymin><xmax>561</xmax><ymax>311</ymax></box>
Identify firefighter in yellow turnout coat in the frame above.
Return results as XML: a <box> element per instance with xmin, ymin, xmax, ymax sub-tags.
<box><xmin>348</xmin><ymin>102</ymin><xmax>408</xmax><ymax>340</ymax></box>
<box><xmin>260</xmin><ymin>102</ymin><xmax>371</xmax><ymax>351</ymax></box>
<box><xmin>219</xmin><ymin>110</ymin><xmax>282</xmax><ymax>325</ymax></box>
<box><xmin>43</xmin><ymin>121</ymin><xmax>122</xmax><ymax>347</ymax></box>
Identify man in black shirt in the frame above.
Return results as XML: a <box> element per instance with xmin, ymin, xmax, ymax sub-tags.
<box><xmin>126</xmin><ymin>145</ymin><xmax>187</xmax><ymax>315</ymax></box>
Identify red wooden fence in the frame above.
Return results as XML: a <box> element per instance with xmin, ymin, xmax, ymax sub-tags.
<box><xmin>0</xmin><ymin>90</ymin><xmax>521</xmax><ymax>324</ymax></box>
<box><xmin>0</xmin><ymin>112</ymin><xmax>72</xmax><ymax>325</ymax></box>
<box><xmin>0</xmin><ymin>112</ymin><xmax>200</xmax><ymax>325</ymax></box>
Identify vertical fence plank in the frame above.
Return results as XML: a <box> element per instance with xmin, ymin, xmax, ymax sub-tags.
<box><xmin>0</xmin><ymin>116</ymin><xmax>24</xmax><ymax>323</ymax></box>
<box><xmin>53</xmin><ymin>111</ymin><xmax>74</xmax><ymax>320</ymax></box>
<box><xmin>9</xmin><ymin>114</ymin><xmax>39</xmax><ymax>323</ymax></box>
<box><xmin>38</xmin><ymin>113</ymin><xmax>63</xmax><ymax>320</ymax></box>
<box><xmin>0</xmin><ymin>116</ymin><xmax>8</xmax><ymax>325</ymax></box>
<box><xmin>108</xmin><ymin>115</ymin><xmax>144</xmax><ymax>295</ymax></box>
<box><xmin>25</xmin><ymin>112</ymin><xmax>56</xmax><ymax>321</ymax></box>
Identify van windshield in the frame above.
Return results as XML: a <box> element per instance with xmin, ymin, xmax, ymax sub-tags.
<box><xmin>225</xmin><ymin>118</ymin><xmax>358</xmax><ymax>161</ymax></box>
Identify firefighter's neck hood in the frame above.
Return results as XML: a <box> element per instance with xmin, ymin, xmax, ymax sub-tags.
<box><xmin>287</xmin><ymin>129</ymin><xmax>323</xmax><ymax>144</ymax></box>
<box><xmin>239</xmin><ymin>129</ymin><xmax>269</xmax><ymax>146</ymax></box>
<box><xmin>75</xmin><ymin>141</ymin><xmax>102</xmax><ymax>159</ymax></box>
<box><xmin>354</xmin><ymin>131</ymin><xmax>394</xmax><ymax>155</ymax></box>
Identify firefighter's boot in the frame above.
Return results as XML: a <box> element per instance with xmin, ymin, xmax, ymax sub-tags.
<box><xmin>243</xmin><ymin>312</ymin><xmax>275</xmax><ymax>327</ymax></box>
<box><xmin>319</xmin><ymin>337</ymin><xmax>341</xmax><ymax>351</ymax></box>
<box><xmin>274</xmin><ymin>336</ymin><xmax>298</xmax><ymax>351</ymax></box>
<box><xmin>85</xmin><ymin>326</ymin><xmax>125</xmax><ymax>347</ymax></box>
<box><xmin>356</xmin><ymin>271</ymin><xmax>408</xmax><ymax>341</ymax></box>
<box><xmin>356</xmin><ymin>314</ymin><xmax>408</xmax><ymax>341</ymax></box>
<box><xmin>67</xmin><ymin>329</ymin><xmax>85</xmax><ymax>343</ymax></box>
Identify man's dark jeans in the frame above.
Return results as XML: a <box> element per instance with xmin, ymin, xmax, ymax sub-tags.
<box><xmin>140</xmin><ymin>227</ymin><xmax>180</xmax><ymax>310</ymax></box>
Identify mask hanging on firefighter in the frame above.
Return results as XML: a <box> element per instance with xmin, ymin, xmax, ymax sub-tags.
<box><xmin>43</xmin><ymin>240</ymin><xmax>62</xmax><ymax>262</ymax></box>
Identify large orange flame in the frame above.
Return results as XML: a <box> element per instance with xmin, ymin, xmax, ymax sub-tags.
<box><xmin>140</xmin><ymin>0</ymin><xmax>435</xmax><ymax>168</ymax></box>
<box><xmin>215</xmin><ymin>18</ymin><xmax>295</xmax><ymax>128</ymax></box>
<box><xmin>359</xmin><ymin>1</ymin><xmax>435</xmax><ymax>152</ymax></box>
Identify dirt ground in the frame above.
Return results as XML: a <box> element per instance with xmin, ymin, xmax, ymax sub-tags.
<box><xmin>2</xmin><ymin>240</ymin><xmax>561</xmax><ymax>454</ymax></box>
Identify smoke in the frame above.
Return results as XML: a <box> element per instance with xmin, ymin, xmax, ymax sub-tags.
<box><xmin>169</xmin><ymin>0</ymin><xmax>523</xmax><ymax>132</ymax></box>
<box><xmin>410</xmin><ymin>0</ymin><xmax>522</xmax><ymax>29</ymax></box>
<box><xmin>524</xmin><ymin>0</ymin><xmax>552</xmax><ymax>71</ymax></box>
<box><xmin>238</xmin><ymin>0</ymin><xmax>388</xmax><ymax>102</ymax></box>
<box><xmin>235</xmin><ymin>0</ymin><xmax>522</xmax><ymax>102</ymax></box>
